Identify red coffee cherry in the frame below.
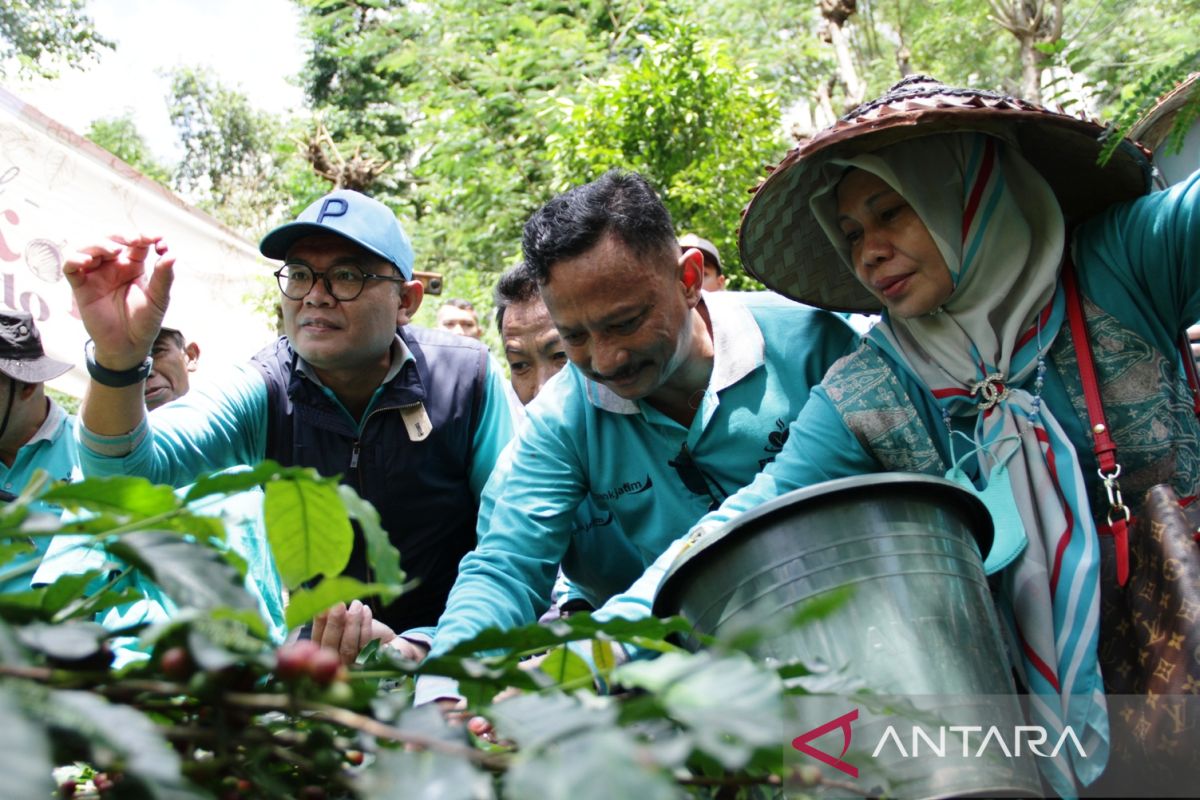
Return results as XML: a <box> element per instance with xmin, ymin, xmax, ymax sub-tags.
<box><xmin>307</xmin><ymin>648</ymin><xmax>343</xmax><ymax>686</ymax></box>
<box><xmin>160</xmin><ymin>646</ymin><xmax>194</xmax><ymax>681</ymax></box>
<box><xmin>274</xmin><ymin>640</ymin><xmax>321</xmax><ymax>682</ymax></box>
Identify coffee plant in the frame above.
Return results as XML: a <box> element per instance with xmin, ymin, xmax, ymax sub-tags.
<box><xmin>0</xmin><ymin>463</ymin><xmax>846</xmax><ymax>799</ymax></box>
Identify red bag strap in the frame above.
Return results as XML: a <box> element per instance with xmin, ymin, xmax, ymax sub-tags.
<box><xmin>1062</xmin><ymin>258</ymin><xmax>1131</xmax><ymax>586</ymax></box>
<box><xmin>1062</xmin><ymin>262</ymin><xmax>1119</xmax><ymax>472</ymax></box>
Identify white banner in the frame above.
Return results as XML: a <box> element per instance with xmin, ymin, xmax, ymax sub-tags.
<box><xmin>0</xmin><ymin>86</ymin><xmax>275</xmax><ymax>397</ymax></box>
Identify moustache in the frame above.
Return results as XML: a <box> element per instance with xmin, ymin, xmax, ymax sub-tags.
<box><xmin>594</xmin><ymin>364</ymin><xmax>643</xmax><ymax>383</ymax></box>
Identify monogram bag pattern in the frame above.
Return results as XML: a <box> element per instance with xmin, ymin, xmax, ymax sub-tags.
<box><xmin>1095</xmin><ymin>485</ymin><xmax>1200</xmax><ymax>781</ymax></box>
<box><xmin>1062</xmin><ymin>279</ymin><xmax>1200</xmax><ymax>788</ymax></box>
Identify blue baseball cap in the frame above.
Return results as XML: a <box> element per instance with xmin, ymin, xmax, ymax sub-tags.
<box><xmin>259</xmin><ymin>189</ymin><xmax>415</xmax><ymax>280</ymax></box>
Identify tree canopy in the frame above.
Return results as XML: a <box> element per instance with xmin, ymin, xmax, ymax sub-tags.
<box><xmin>86</xmin><ymin>114</ymin><xmax>172</xmax><ymax>187</ymax></box>
<box><xmin>31</xmin><ymin>1</ymin><xmax>1200</xmax><ymax>320</ymax></box>
<box><xmin>0</xmin><ymin>0</ymin><xmax>112</xmax><ymax>78</ymax></box>
<box><xmin>298</xmin><ymin>0</ymin><xmax>1199</xmax><ymax>312</ymax></box>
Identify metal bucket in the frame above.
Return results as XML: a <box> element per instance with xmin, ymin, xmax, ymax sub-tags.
<box><xmin>654</xmin><ymin>473</ymin><xmax>1042</xmax><ymax>799</ymax></box>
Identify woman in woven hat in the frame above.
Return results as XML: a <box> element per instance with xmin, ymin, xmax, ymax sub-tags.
<box><xmin>639</xmin><ymin>76</ymin><xmax>1200</xmax><ymax>794</ymax></box>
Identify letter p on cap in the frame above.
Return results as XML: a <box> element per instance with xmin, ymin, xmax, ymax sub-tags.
<box><xmin>316</xmin><ymin>198</ymin><xmax>350</xmax><ymax>223</ymax></box>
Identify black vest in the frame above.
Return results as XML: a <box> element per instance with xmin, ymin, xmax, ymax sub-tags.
<box><xmin>251</xmin><ymin>327</ymin><xmax>488</xmax><ymax>632</ymax></box>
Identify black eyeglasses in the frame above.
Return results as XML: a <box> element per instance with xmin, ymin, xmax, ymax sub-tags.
<box><xmin>274</xmin><ymin>264</ymin><xmax>405</xmax><ymax>301</ymax></box>
<box><xmin>668</xmin><ymin>442</ymin><xmax>728</xmax><ymax>512</ymax></box>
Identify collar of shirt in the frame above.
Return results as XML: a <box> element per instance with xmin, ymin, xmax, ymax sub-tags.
<box><xmin>26</xmin><ymin>398</ymin><xmax>69</xmax><ymax>447</ymax></box>
<box><xmin>294</xmin><ymin>333</ymin><xmax>414</xmax><ymax>389</ymax></box>
<box><xmin>583</xmin><ymin>291</ymin><xmax>766</xmax><ymax>415</ymax></box>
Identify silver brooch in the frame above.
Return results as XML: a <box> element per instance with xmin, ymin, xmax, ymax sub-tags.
<box><xmin>969</xmin><ymin>373</ymin><xmax>1009</xmax><ymax>410</ymax></box>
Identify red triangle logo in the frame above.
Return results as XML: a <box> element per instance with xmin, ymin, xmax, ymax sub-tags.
<box><xmin>791</xmin><ymin>708</ymin><xmax>859</xmax><ymax>778</ymax></box>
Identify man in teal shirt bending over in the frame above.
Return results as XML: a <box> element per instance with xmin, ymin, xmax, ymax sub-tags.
<box><xmin>417</xmin><ymin>170</ymin><xmax>858</xmax><ymax>702</ymax></box>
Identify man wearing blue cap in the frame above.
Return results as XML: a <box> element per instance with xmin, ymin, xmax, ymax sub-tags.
<box><xmin>63</xmin><ymin>190</ymin><xmax>515</xmax><ymax>663</ymax></box>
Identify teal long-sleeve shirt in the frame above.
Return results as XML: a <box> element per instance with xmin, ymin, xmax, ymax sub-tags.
<box><xmin>75</xmin><ymin>332</ymin><xmax>515</xmax><ymax>641</ymax></box>
<box><xmin>76</xmin><ymin>335</ymin><xmax>511</xmax><ymax>503</ymax></box>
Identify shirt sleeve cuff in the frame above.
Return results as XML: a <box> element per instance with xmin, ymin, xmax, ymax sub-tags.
<box><xmin>78</xmin><ymin>417</ymin><xmax>149</xmax><ymax>457</ymax></box>
<box><xmin>413</xmin><ymin>674</ymin><xmax>464</xmax><ymax>706</ymax></box>
<box><xmin>397</xmin><ymin>626</ymin><xmax>431</xmax><ymax>644</ymax></box>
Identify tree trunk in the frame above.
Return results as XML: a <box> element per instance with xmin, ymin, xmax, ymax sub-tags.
<box><xmin>816</xmin><ymin>82</ymin><xmax>838</xmax><ymax>128</ymax></box>
<box><xmin>299</xmin><ymin>120</ymin><xmax>392</xmax><ymax>192</ymax></box>
<box><xmin>1019</xmin><ymin>35</ymin><xmax>1042</xmax><ymax>102</ymax></box>
<box><xmin>819</xmin><ymin>0</ymin><xmax>865</xmax><ymax>110</ymax></box>
<box><xmin>987</xmin><ymin>0</ymin><xmax>1065</xmax><ymax>103</ymax></box>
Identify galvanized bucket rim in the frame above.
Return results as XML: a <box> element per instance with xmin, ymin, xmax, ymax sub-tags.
<box><xmin>654</xmin><ymin>472</ymin><xmax>994</xmax><ymax>619</ymax></box>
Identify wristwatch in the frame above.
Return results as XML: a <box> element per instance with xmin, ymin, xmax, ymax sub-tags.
<box><xmin>84</xmin><ymin>340</ymin><xmax>153</xmax><ymax>388</ymax></box>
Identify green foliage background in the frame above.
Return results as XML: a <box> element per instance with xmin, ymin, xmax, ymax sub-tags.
<box><xmin>0</xmin><ymin>0</ymin><xmax>112</xmax><ymax>79</ymax></box>
<box><xmin>0</xmin><ymin>465</ymin><xmax>847</xmax><ymax>799</ymax></box>
<box><xmin>19</xmin><ymin>0</ymin><xmax>1197</xmax><ymax>330</ymax></box>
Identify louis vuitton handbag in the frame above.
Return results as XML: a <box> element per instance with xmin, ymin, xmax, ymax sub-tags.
<box><xmin>1064</xmin><ymin>264</ymin><xmax>1200</xmax><ymax>781</ymax></box>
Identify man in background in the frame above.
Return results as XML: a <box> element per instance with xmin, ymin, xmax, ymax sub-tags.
<box><xmin>493</xmin><ymin>264</ymin><xmax>567</xmax><ymax>408</ymax></box>
<box><xmin>436</xmin><ymin>298</ymin><xmax>483</xmax><ymax>339</ymax></box>
<box><xmin>143</xmin><ymin>324</ymin><xmax>200</xmax><ymax>410</ymax></box>
<box><xmin>678</xmin><ymin>233</ymin><xmax>725</xmax><ymax>292</ymax></box>
<box><xmin>0</xmin><ymin>310</ymin><xmax>79</xmax><ymax>592</ymax></box>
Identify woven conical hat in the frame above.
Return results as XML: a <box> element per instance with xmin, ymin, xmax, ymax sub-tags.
<box><xmin>740</xmin><ymin>75</ymin><xmax>1153</xmax><ymax>312</ymax></box>
<box><xmin>1130</xmin><ymin>73</ymin><xmax>1199</xmax><ymax>152</ymax></box>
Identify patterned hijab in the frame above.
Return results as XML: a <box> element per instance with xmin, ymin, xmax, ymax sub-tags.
<box><xmin>812</xmin><ymin>133</ymin><xmax>1108</xmax><ymax>793</ymax></box>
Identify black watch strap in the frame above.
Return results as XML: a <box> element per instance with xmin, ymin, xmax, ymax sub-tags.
<box><xmin>84</xmin><ymin>340</ymin><xmax>153</xmax><ymax>388</ymax></box>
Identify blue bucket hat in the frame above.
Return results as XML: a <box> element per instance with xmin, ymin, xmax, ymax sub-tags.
<box><xmin>259</xmin><ymin>189</ymin><xmax>415</xmax><ymax>280</ymax></box>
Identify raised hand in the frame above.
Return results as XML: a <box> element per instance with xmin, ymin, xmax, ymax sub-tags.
<box><xmin>63</xmin><ymin>235</ymin><xmax>175</xmax><ymax>370</ymax></box>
